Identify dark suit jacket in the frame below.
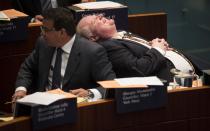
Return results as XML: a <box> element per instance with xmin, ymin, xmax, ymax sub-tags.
<box><xmin>12</xmin><ymin>0</ymin><xmax>81</xmax><ymax>17</ymax></box>
<box><xmin>15</xmin><ymin>35</ymin><xmax>116</xmax><ymax>94</ymax></box>
<box><xmin>99</xmin><ymin>38</ymin><xmax>176</xmax><ymax>82</ymax></box>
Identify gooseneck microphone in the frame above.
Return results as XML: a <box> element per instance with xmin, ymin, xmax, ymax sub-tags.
<box><xmin>170</xmin><ymin>68</ymin><xmax>181</xmax><ymax>75</ymax></box>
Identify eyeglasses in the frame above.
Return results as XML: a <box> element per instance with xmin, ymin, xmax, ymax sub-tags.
<box><xmin>40</xmin><ymin>26</ymin><xmax>56</xmax><ymax>33</ymax></box>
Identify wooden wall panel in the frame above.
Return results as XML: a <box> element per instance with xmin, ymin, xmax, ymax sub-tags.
<box><xmin>128</xmin><ymin>12</ymin><xmax>167</xmax><ymax>40</ymax></box>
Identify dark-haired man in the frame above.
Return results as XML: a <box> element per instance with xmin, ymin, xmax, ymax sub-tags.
<box><xmin>12</xmin><ymin>8</ymin><xmax>115</xmax><ymax>103</ymax></box>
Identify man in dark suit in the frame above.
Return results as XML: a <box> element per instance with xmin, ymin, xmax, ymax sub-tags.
<box><xmin>77</xmin><ymin>14</ymin><xmax>202</xmax><ymax>82</ymax></box>
<box><xmin>12</xmin><ymin>0</ymin><xmax>82</xmax><ymax>17</ymax></box>
<box><xmin>12</xmin><ymin>8</ymin><xmax>115</xmax><ymax>102</ymax></box>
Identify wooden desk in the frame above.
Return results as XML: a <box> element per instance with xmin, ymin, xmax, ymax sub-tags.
<box><xmin>0</xmin><ymin>87</ymin><xmax>210</xmax><ymax>131</ymax></box>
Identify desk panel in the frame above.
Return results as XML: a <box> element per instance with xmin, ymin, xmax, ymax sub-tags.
<box><xmin>0</xmin><ymin>87</ymin><xmax>210</xmax><ymax>131</ymax></box>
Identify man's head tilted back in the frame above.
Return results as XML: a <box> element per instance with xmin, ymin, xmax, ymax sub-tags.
<box><xmin>77</xmin><ymin>14</ymin><xmax>117</xmax><ymax>41</ymax></box>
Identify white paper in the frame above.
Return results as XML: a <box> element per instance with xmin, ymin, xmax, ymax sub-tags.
<box><xmin>115</xmin><ymin>76</ymin><xmax>163</xmax><ymax>86</ymax></box>
<box><xmin>0</xmin><ymin>11</ymin><xmax>10</xmax><ymax>21</ymax></box>
<box><xmin>73</xmin><ymin>1</ymin><xmax>124</xmax><ymax>9</ymax></box>
<box><xmin>17</xmin><ymin>92</ymin><xmax>66</xmax><ymax>105</ymax></box>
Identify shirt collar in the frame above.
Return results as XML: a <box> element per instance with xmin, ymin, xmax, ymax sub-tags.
<box><xmin>112</xmin><ymin>31</ymin><xmax>126</xmax><ymax>39</ymax></box>
<box><xmin>61</xmin><ymin>34</ymin><xmax>76</xmax><ymax>54</ymax></box>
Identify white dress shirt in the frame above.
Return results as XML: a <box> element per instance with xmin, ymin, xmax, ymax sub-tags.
<box><xmin>51</xmin><ymin>0</ymin><xmax>58</xmax><ymax>8</ymax></box>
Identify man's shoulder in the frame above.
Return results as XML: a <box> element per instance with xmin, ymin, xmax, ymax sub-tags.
<box><xmin>99</xmin><ymin>39</ymin><xmax>127</xmax><ymax>48</ymax></box>
<box><xmin>76</xmin><ymin>35</ymin><xmax>103</xmax><ymax>48</ymax></box>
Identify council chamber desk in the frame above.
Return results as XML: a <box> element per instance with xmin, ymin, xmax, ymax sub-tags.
<box><xmin>0</xmin><ymin>86</ymin><xmax>210</xmax><ymax>131</ymax></box>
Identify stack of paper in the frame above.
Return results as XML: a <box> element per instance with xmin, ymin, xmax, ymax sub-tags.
<box><xmin>17</xmin><ymin>92</ymin><xmax>67</xmax><ymax>105</ymax></box>
<box><xmin>0</xmin><ymin>11</ymin><xmax>10</xmax><ymax>21</ymax></box>
<box><xmin>17</xmin><ymin>89</ymin><xmax>88</xmax><ymax>105</ymax></box>
<box><xmin>115</xmin><ymin>76</ymin><xmax>164</xmax><ymax>86</ymax></box>
<box><xmin>0</xmin><ymin>9</ymin><xmax>28</xmax><ymax>21</ymax></box>
<box><xmin>98</xmin><ymin>76</ymin><xmax>163</xmax><ymax>88</ymax></box>
<box><xmin>48</xmin><ymin>89</ymin><xmax>87</xmax><ymax>103</ymax></box>
<box><xmin>73</xmin><ymin>1</ymin><xmax>124</xmax><ymax>10</ymax></box>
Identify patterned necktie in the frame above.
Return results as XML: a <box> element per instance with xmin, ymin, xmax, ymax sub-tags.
<box><xmin>41</xmin><ymin>0</ymin><xmax>52</xmax><ymax>11</ymax></box>
<box><xmin>122</xmin><ymin>32</ymin><xmax>151</xmax><ymax>47</ymax></box>
<box><xmin>52</xmin><ymin>48</ymin><xmax>63</xmax><ymax>89</ymax></box>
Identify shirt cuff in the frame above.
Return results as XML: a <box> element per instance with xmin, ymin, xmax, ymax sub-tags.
<box><xmin>88</xmin><ymin>89</ymin><xmax>102</xmax><ymax>102</ymax></box>
<box><xmin>153</xmin><ymin>47</ymin><xmax>166</xmax><ymax>56</ymax></box>
<box><xmin>15</xmin><ymin>86</ymin><xmax>27</xmax><ymax>92</ymax></box>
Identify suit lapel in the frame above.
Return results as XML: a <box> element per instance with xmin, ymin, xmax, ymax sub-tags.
<box><xmin>63</xmin><ymin>36</ymin><xmax>81</xmax><ymax>87</ymax></box>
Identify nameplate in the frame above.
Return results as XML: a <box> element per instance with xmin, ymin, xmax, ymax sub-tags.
<box><xmin>14</xmin><ymin>98</ymin><xmax>77</xmax><ymax>130</ymax></box>
<box><xmin>115</xmin><ymin>85</ymin><xmax>167</xmax><ymax>113</ymax></box>
<box><xmin>68</xmin><ymin>5</ymin><xmax>128</xmax><ymax>30</ymax></box>
<box><xmin>0</xmin><ymin>17</ymin><xmax>30</xmax><ymax>43</ymax></box>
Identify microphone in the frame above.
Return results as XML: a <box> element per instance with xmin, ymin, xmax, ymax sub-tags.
<box><xmin>16</xmin><ymin>0</ymin><xmax>24</xmax><ymax>13</ymax></box>
<box><xmin>131</xmin><ymin>66</ymin><xmax>145</xmax><ymax>77</ymax></box>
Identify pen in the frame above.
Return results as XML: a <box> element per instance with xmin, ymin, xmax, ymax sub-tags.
<box><xmin>4</xmin><ymin>101</ymin><xmax>14</xmax><ymax>104</ymax></box>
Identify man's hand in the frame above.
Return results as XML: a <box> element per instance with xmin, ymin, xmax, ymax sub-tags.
<box><xmin>34</xmin><ymin>15</ymin><xmax>44</xmax><ymax>22</ymax></box>
<box><xmin>11</xmin><ymin>90</ymin><xmax>26</xmax><ymax>112</ymax></box>
<box><xmin>151</xmin><ymin>38</ymin><xmax>170</xmax><ymax>51</ymax></box>
<box><xmin>12</xmin><ymin>90</ymin><xmax>26</xmax><ymax>103</ymax></box>
<box><xmin>69</xmin><ymin>88</ymin><xmax>89</xmax><ymax>97</ymax></box>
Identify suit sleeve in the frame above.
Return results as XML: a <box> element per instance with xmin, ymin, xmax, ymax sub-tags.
<box><xmin>90</xmin><ymin>44</ymin><xmax>116</xmax><ymax>81</ymax></box>
<box><xmin>101</xmin><ymin>40</ymin><xmax>166</xmax><ymax>76</ymax></box>
<box><xmin>89</xmin><ymin>45</ymin><xmax>116</xmax><ymax>99</ymax></box>
<box><xmin>15</xmin><ymin>39</ymin><xmax>40</xmax><ymax>92</ymax></box>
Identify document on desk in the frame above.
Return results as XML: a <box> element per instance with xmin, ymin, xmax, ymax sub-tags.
<box><xmin>47</xmin><ymin>89</ymin><xmax>86</xmax><ymax>103</ymax></box>
<box><xmin>0</xmin><ymin>117</ymin><xmax>14</xmax><ymax>122</ymax></box>
<box><xmin>0</xmin><ymin>9</ymin><xmax>28</xmax><ymax>21</ymax></box>
<box><xmin>17</xmin><ymin>92</ymin><xmax>66</xmax><ymax>105</ymax></box>
<box><xmin>2</xmin><ymin>9</ymin><xmax>28</xmax><ymax>19</ymax></box>
<box><xmin>0</xmin><ymin>11</ymin><xmax>10</xmax><ymax>21</ymax></box>
<box><xmin>73</xmin><ymin>1</ymin><xmax>124</xmax><ymax>9</ymax></box>
<box><xmin>115</xmin><ymin>76</ymin><xmax>164</xmax><ymax>86</ymax></box>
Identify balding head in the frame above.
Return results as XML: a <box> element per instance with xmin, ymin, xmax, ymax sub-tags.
<box><xmin>77</xmin><ymin>15</ymin><xmax>97</xmax><ymax>41</ymax></box>
<box><xmin>77</xmin><ymin>14</ymin><xmax>117</xmax><ymax>41</ymax></box>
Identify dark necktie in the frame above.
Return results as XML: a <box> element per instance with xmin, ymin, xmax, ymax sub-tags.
<box><xmin>41</xmin><ymin>0</ymin><xmax>52</xmax><ymax>11</ymax></box>
<box><xmin>52</xmin><ymin>48</ymin><xmax>63</xmax><ymax>89</ymax></box>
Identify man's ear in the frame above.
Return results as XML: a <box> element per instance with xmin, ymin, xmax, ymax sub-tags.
<box><xmin>60</xmin><ymin>28</ymin><xmax>66</xmax><ymax>35</ymax></box>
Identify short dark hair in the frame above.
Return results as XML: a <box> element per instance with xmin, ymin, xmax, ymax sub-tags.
<box><xmin>42</xmin><ymin>7</ymin><xmax>76</xmax><ymax>36</ymax></box>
